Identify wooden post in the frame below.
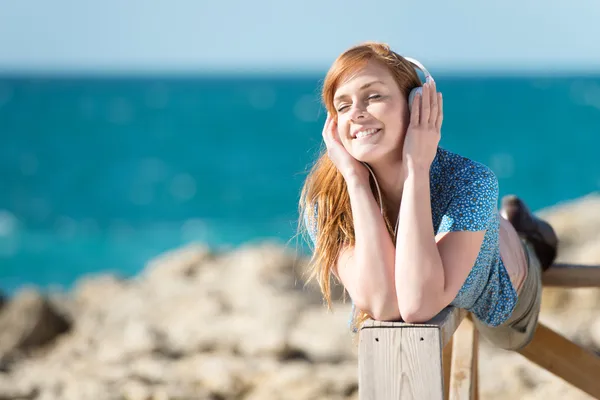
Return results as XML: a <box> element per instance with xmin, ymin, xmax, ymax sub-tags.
<box><xmin>443</xmin><ymin>336</ymin><xmax>453</xmax><ymax>400</ymax></box>
<box><xmin>357</xmin><ymin>263</ymin><xmax>600</xmax><ymax>400</ymax></box>
<box><xmin>518</xmin><ymin>322</ymin><xmax>600</xmax><ymax>398</ymax></box>
<box><xmin>359</xmin><ymin>307</ymin><xmax>466</xmax><ymax>400</ymax></box>
<box><xmin>449</xmin><ymin>318</ymin><xmax>479</xmax><ymax>400</ymax></box>
<box><xmin>542</xmin><ymin>263</ymin><xmax>600</xmax><ymax>287</ymax></box>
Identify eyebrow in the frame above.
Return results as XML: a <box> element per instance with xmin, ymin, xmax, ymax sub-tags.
<box><xmin>334</xmin><ymin>80</ymin><xmax>385</xmax><ymax>103</ymax></box>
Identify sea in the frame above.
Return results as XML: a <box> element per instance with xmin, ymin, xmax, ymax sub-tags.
<box><xmin>0</xmin><ymin>72</ymin><xmax>599</xmax><ymax>294</ymax></box>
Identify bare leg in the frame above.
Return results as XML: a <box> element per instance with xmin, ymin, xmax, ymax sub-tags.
<box><xmin>500</xmin><ymin>195</ymin><xmax>559</xmax><ymax>271</ymax></box>
<box><xmin>498</xmin><ymin>216</ymin><xmax>529</xmax><ymax>294</ymax></box>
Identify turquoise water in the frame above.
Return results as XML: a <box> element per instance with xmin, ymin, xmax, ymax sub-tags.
<box><xmin>0</xmin><ymin>73</ymin><xmax>599</xmax><ymax>293</ymax></box>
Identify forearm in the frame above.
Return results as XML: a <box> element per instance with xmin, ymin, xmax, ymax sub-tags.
<box><xmin>394</xmin><ymin>165</ymin><xmax>445</xmax><ymax>321</ymax></box>
<box><xmin>345</xmin><ymin>177</ymin><xmax>399</xmax><ymax>320</ymax></box>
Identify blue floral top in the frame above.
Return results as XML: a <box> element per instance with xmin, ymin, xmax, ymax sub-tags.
<box><xmin>305</xmin><ymin>147</ymin><xmax>518</xmax><ymax>328</ymax></box>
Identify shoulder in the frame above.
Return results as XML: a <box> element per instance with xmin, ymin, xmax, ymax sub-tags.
<box><xmin>433</xmin><ymin>147</ymin><xmax>498</xmax><ymax>194</ymax></box>
<box><xmin>435</xmin><ymin>147</ymin><xmax>495</xmax><ymax>178</ymax></box>
<box><xmin>434</xmin><ymin>148</ymin><xmax>500</xmax><ymax>234</ymax></box>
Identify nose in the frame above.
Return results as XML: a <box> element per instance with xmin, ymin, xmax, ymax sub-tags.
<box><xmin>349</xmin><ymin>104</ymin><xmax>367</xmax><ymax>122</ymax></box>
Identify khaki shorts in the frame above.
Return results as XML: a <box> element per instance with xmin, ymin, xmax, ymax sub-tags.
<box><xmin>472</xmin><ymin>240</ymin><xmax>542</xmax><ymax>351</ymax></box>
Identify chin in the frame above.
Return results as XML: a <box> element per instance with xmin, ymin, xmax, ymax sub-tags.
<box><xmin>350</xmin><ymin>146</ymin><xmax>391</xmax><ymax>164</ymax></box>
<box><xmin>347</xmin><ymin>133</ymin><xmax>403</xmax><ymax>165</ymax></box>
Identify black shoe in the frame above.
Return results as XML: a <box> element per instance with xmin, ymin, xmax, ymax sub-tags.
<box><xmin>500</xmin><ymin>195</ymin><xmax>558</xmax><ymax>271</ymax></box>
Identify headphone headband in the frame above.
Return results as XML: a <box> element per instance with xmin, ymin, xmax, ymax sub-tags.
<box><xmin>404</xmin><ymin>56</ymin><xmax>434</xmax><ymax>111</ymax></box>
<box><xmin>403</xmin><ymin>56</ymin><xmax>433</xmax><ymax>82</ymax></box>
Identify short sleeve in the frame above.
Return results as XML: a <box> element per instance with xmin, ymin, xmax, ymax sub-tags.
<box><xmin>437</xmin><ymin>164</ymin><xmax>499</xmax><ymax>234</ymax></box>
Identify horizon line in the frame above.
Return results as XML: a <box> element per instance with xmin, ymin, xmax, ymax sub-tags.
<box><xmin>1</xmin><ymin>64</ymin><xmax>600</xmax><ymax>79</ymax></box>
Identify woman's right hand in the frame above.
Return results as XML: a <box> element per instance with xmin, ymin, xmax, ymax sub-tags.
<box><xmin>322</xmin><ymin>113</ymin><xmax>369</xmax><ymax>184</ymax></box>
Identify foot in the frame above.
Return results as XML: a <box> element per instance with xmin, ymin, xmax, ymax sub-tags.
<box><xmin>500</xmin><ymin>195</ymin><xmax>558</xmax><ymax>271</ymax></box>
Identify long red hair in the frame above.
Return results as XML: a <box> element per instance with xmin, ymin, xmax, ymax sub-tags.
<box><xmin>298</xmin><ymin>42</ymin><xmax>423</xmax><ymax>333</ymax></box>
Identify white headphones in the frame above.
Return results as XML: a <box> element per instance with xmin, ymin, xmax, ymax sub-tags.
<box><xmin>404</xmin><ymin>56</ymin><xmax>434</xmax><ymax>112</ymax></box>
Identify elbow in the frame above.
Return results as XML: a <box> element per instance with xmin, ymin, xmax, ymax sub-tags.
<box><xmin>398</xmin><ymin>282</ymin><xmax>447</xmax><ymax>323</ymax></box>
<box><xmin>400</xmin><ymin>307</ymin><xmax>432</xmax><ymax>324</ymax></box>
<box><xmin>399</xmin><ymin>300</ymin><xmax>443</xmax><ymax>324</ymax></box>
<box><xmin>371</xmin><ymin>307</ymin><xmax>402</xmax><ymax>322</ymax></box>
<box><xmin>367</xmin><ymin>302</ymin><xmax>433</xmax><ymax>323</ymax></box>
<box><xmin>355</xmin><ymin>298</ymin><xmax>401</xmax><ymax>322</ymax></box>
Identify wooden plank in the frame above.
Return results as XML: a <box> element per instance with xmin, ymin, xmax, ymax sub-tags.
<box><xmin>361</xmin><ymin>306</ymin><xmax>467</xmax><ymax>347</ymax></box>
<box><xmin>518</xmin><ymin>322</ymin><xmax>600</xmax><ymax>398</ymax></box>
<box><xmin>359</xmin><ymin>324</ymin><xmax>444</xmax><ymax>399</ymax></box>
<box><xmin>473</xmin><ymin>346</ymin><xmax>479</xmax><ymax>400</ymax></box>
<box><xmin>359</xmin><ymin>307</ymin><xmax>467</xmax><ymax>400</ymax></box>
<box><xmin>400</xmin><ymin>327</ymin><xmax>445</xmax><ymax>399</ymax></box>
<box><xmin>449</xmin><ymin>318</ymin><xmax>479</xmax><ymax>400</ymax></box>
<box><xmin>358</xmin><ymin>320</ymin><xmax>404</xmax><ymax>400</ymax></box>
<box><xmin>543</xmin><ymin>263</ymin><xmax>600</xmax><ymax>287</ymax></box>
<box><xmin>443</xmin><ymin>337</ymin><xmax>453</xmax><ymax>400</ymax></box>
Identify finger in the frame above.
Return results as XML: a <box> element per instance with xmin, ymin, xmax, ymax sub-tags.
<box><xmin>420</xmin><ymin>83</ymin><xmax>430</xmax><ymax>125</ymax></box>
<box><xmin>328</xmin><ymin>118</ymin><xmax>342</xmax><ymax>147</ymax></box>
<box><xmin>435</xmin><ymin>92</ymin><xmax>443</xmax><ymax>131</ymax></box>
<box><xmin>322</xmin><ymin>113</ymin><xmax>332</xmax><ymax>142</ymax></box>
<box><xmin>429</xmin><ymin>81</ymin><xmax>439</xmax><ymax>125</ymax></box>
<box><xmin>410</xmin><ymin>93</ymin><xmax>420</xmax><ymax>126</ymax></box>
<box><xmin>331</xmin><ymin>119</ymin><xmax>340</xmax><ymax>142</ymax></box>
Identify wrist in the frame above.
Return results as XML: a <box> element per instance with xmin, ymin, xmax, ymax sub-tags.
<box><xmin>344</xmin><ymin>172</ymin><xmax>370</xmax><ymax>190</ymax></box>
<box><xmin>404</xmin><ymin>164</ymin><xmax>430</xmax><ymax>191</ymax></box>
<box><xmin>404</xmin><ymin>159</ymin><xmax>430</xmax><ymax>178</ymax></box>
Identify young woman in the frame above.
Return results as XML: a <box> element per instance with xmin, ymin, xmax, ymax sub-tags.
<box><xmin>299</xmin><ymin>42</ymin><xmax>558</xmax><ymax>350</ymax></box>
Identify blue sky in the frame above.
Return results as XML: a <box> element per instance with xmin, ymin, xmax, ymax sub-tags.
<box><xmin>1</xmin><ymin>0</ymin><xmax>599</xmax><ymax>74</ymax></box>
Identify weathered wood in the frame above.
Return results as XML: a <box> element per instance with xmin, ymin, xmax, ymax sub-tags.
<box><xmin>473</xmin><ymin>354</ymin><xmax>479</xmax><ymax>400</ymax></box>
<box><xmin>543</xmin><ymin>263</ymin><xmax>600</xmax><ymax>287</ymax></box>
<box><xmin>358</xmin><ymin>261</ymin><xmax>600</xmax><ymax>399</ymax></box>
<box><xmin>443</xmin><ymin>337</ymin><xmax>453</xmax><ymax>400</ymax></box>
<box><xmin>449</xmin><ymin>318</ymin><xmax>479</xmax><ymax>400</ymax></box>
<box><xmin>361</xmin><ymin>307</ymin><xmax>467</xmax><ymax>346</ymax></box>
<box><xmin>359</xmin><ymin>307</ymin><xmax>466</xmax><ymax>400</ymax></box>
<box><xmin>518</xmin><ymin>322</ymin><xmax>600</xmax><ymax>398</ymax></box>
<box><xmin>359</xmin><ymin>324</ymin><xmax>443</xmax><ymax>399</ymax></box>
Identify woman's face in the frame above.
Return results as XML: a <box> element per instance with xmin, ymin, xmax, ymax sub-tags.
<box><xmin>332</xmin><ymin>60</ymin><xmax>410</xmax><ymax>164</ymax></box>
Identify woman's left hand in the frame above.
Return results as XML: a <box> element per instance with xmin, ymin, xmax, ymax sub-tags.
<box><xmin>402</xmin><ymin>79</ymin><xmax>443</xmax><ymax>170</ymax></box>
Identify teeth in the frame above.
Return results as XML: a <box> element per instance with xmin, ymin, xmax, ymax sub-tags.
<box><xmin>355</xmin><ymin>128</ymin><xmax>379</xmax><ymax>139</ymax></box>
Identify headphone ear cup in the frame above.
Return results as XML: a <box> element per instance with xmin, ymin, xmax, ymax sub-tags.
<box><xmin>408</xmin><ymin>86</ymin><xmax>422</xmax><ymax>112</ymax></box>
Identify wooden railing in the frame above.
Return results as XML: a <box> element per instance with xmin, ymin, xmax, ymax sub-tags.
<box><xmin>358</xmin><ymin>263</ymin><xmax>600</xmax><ymax>400</ymax></box>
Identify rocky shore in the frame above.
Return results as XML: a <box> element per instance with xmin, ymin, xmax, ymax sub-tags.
<box><xmin>0</xmin><ymin>194</ymin><xmax>599</xmax><ymax>400</ymax></box>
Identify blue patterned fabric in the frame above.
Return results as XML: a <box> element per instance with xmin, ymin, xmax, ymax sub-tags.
<box><xmin>430</xmin><ymin>147</ymin><xmax>516</xmax><ymax>326</ymax></box>
<box><xmin>305</xmin><ymin>147</ymin><xmax>518</xmax><ymax>329</ymax></box>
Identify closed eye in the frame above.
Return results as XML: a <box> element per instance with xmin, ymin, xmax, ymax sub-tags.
<box><xmin>336</xmin><ymin>94</ymin><xmax>382</xmax><ymax>112</ymax></box>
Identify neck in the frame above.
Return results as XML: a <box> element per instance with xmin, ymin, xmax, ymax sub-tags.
<box><xmin>367</xmin><ymin>155</ymin><xmax>407</xmax><ymax>221</ymax></box>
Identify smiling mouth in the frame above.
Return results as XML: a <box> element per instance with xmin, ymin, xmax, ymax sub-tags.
<box><xmin>354</xmin><ymin>128</ymin><xmax>381</xmax><ymax>140</ymax></box>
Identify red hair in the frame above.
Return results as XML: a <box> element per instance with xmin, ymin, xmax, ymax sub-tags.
<box><xmin>299</xmin><ymin>42</ymin><xmax>422</xmax><ymax>334</ymax></box>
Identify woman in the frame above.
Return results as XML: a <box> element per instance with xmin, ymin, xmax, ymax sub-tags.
<box><xmin>299</xmin><ymin>42</ymin><xmax>558</xmax><ymax>351</ymax></box>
